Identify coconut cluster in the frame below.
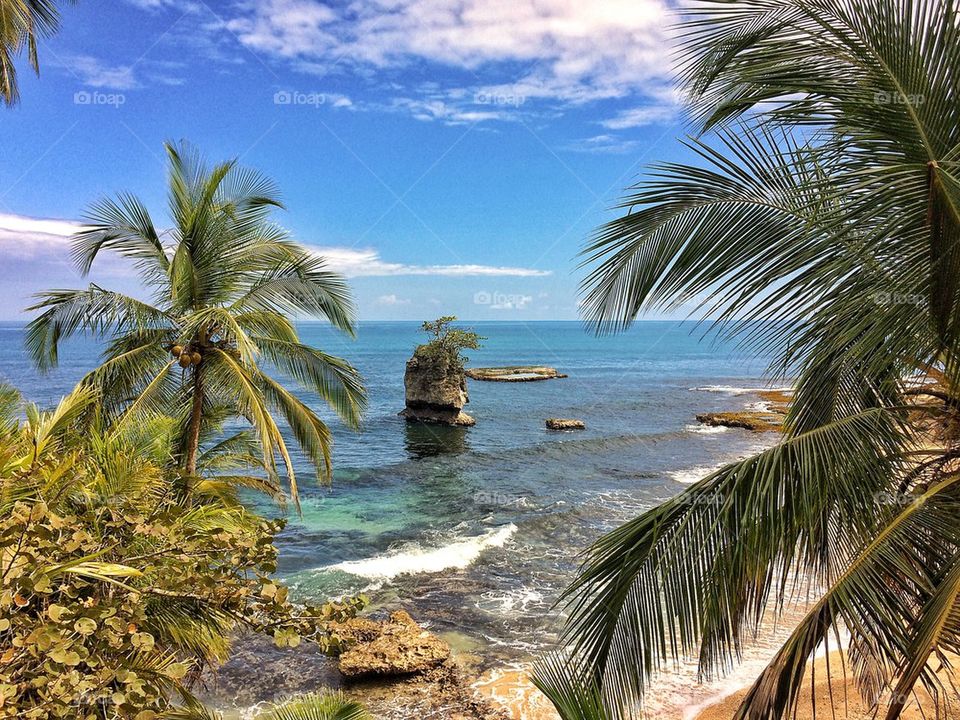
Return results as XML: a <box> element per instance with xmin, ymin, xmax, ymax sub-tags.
<box><xmin>171</xmin><ymin>344</ymin><xmax>202</xmax><ymax>368</ymax></box>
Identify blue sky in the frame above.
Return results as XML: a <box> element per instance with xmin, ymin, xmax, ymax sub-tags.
<box><xmin>0</xmin><ymin>0</ymin><xmax>694</xmax><ymax>321</ymax></box>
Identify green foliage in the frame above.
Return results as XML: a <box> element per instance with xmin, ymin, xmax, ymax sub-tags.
<box><xmin>24</xmin><ymin>142</ymin><xmax>366</xmax><ymax>510</ymax></box>
<box><xmin>255</xmin><ymin>691</ymin><xmax>371</xmax><ymax>720</ymax></box>
<box><xmin>561</xmin><ymin>1</ymin><xmax>960</xmax><ymax>719</ymax></box>
<box><xmin>0</xmin><ymin>1</ymin><xmax>73</xmax><ymax>106</ymax></box>
<box><xmin>414</xmin><ymin>316</ymin><xmax>483</xmax><ymax>370</ymax></box>
<box><xmin>0</xmin><ymin>383</ymin><xmax>367</xmax><ymax>719</ymax></box>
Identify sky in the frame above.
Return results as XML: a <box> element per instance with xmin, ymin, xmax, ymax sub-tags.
<box><xmin>0</xmin><ymin>0</ymin><xmax>696</xmax><ymax>321</ymax></box>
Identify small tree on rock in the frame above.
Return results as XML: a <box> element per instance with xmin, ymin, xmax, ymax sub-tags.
<box><xmin>415</xmin><ymin>316</ymin><xmax>483</xmax><ymax>370</ymax></box>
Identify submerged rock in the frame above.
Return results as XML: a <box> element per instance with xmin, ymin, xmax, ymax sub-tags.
<box><xmin>400</xmin><ymin>353</ymin><xmax>476</xmax><ymax>426</ymax></box>
<box><xmin>466</xmin><ymin>366</ymin><xmax>567</xmax><ymax>382</ymax></box>
<box><xmin>545</xmin><ymin>418</ymin><xmax>585</xmax><ymax>430</ymax></box>
<box><xmin>336</xmin><ymin>610</ymin><xmax>452</xmax><ymax>678</ymax></box>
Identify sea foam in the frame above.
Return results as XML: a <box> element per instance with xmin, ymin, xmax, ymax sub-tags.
<box><xmin>692</xmin><ymin>384</ymin><xmax>790</xmax><ymax>395</ymax></box>
<box><xmin>330</xmin><ymin>524</ymin><xmax>517</xmax><ymax>581</ymax></box>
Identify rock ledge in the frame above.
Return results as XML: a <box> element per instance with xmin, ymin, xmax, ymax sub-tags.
<box><xmin>545</xmin><ymin>418</ymin><xmax>585</xmax><ymax>430</ymax></box>
<box><xmin>466</xmin><ymin>366</ymin><xmax>567</xmax><ymax>382</ymax></box>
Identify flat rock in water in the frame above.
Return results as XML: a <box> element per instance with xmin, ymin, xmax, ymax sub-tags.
<box><xmin>465</xmin><ymin>366</ymin><xmax>567</xmax><ymax>382</ymax></box>
<box><xmin>696</xmin><ymin>411</ymin><xmax>783</xmax><ymax>432</ymax></box>
<box><xmin>545</xmin><ymin>418</ymin><xmax>585</xmax><ymax>430</ymax></box>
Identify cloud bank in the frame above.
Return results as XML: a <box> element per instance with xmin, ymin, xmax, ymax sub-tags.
<box><xmin>0</xmin><ymin>214</ymin><xmax>549</xmax><ymax>279</ymax></box>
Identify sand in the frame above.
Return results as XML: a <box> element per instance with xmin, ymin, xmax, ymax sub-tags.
<box><xmin>472</xmin><ymin>652</ymin><xmax>960</xmax><ymax>720</ymax></box>
<box><xmin>694</xmin><ymin>651</ymin><xmax>960</xmax><ymax>720</ymax></box>
<box><xmin>473</xmin><ymin>665</ymin><xmax>560</xmax><ymax>720</ymax></box>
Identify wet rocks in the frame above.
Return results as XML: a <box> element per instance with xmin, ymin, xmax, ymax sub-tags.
<box><xmin>695</xmin><ymin>388</ymin><xmax>792</xmax><ymax>433</ymax></box>
<box><xmin>545</xmin><ymin>418</ymin><xmax>585</xmax><ymax>430</ymax></box>
<box><xmin>400</xmin><ymin>353</ymin><xmax>476</xmax><ymax>426</ymax></box>
<box><xmin>336</xmin><ymin>610</ymin><xmax>452</xmax><ymax>678</ymax></box>
<box><xmin>465</xmin><ymin>366</ymin><xmax>567</xmax><ymax>382</ymax></box>
<box><xmin>695</xmin><ymin>411</ymin><xmax>783</xmax><ymax>432</ymax></box>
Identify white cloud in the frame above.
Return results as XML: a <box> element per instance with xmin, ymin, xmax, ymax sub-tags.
<box><xmin>311</xmin><ymin>246</ymin><xmax>551</xmax><ymax>278</ymax></box>
<box><xmin>122</xmin><ymin>0</ymin><xmax>202</xmax><ymax>11</ymax></box>
<box><xmin>599</xmin><ymin>104</ymin><xmax>677</xmax><ymax>129</ymax></box>
<box><xmin>389</xmin><ymin>96</ymin><xmax>514</xmax><ymax>124</ymax></box>
<box><xmin>0</xmin><ymin>213</ymin><xmax>133</xmax><ymax>277</ymax></box>
<box><xmin>55</xmin><ymin>55</ymin><xmax>189</xmax><ymax>91</ymax></box>
<box><xmin>564</xmin><ymin>133</ymin><xmax>647</xmax><ymax>154</ymax></box>
<box><xmin>0</xmin><ymin>214</ymin><xmax>549</xmax><ymax>280</ymax></box>
<box><xmin>376</xmin><ymin>293</ymin><xmax>411</xmax><ymax>305</ymax></box>
<box><xmin>0</xmin><ymin>213</ymin><xmax>80</xmax><ymax>259</ymax></box>
<box><xmin>225</xmin><ymin>0</ymin><xmax>677</xmax><ymax>119</ymax></box>
<box><xmin>69</xmin><ymin>56</ymin><xmax>139</xmax><ymax>90</ymax></box>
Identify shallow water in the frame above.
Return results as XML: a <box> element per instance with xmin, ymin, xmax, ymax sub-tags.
<box><xmin>0</xmin><ymin>320</ymin><xmax>785</xmax><ymax>714</ymax></box>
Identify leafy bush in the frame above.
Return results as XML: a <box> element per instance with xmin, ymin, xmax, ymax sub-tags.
<box><xmin>413</xmin><ymin>316</ymin><xmax>484</xmax><ymax>370</ymax></box>
<box><xmin>0</xmin><ymin>384</ymin><xmax>365</xmax><ymax>719</ymax></box>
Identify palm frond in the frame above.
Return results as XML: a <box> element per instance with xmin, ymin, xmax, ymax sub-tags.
<box><xmin>255</xmin><ymin>692</ymin><xmax>370</xmax><ymax>720</ymax></box>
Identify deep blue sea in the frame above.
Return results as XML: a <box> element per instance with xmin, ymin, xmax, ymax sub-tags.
<box><xmin>0</xmin><ymin>320</ymin><xmax>784</xmax><ymax>711</ymax></box>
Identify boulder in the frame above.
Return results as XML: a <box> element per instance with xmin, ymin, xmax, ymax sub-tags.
<box><xmin>466</xmin><ymin>366</ymin><xmax>567</xmax><ymax>382</ymax></box>
<box><xmin>400</xmin><ymin>352</ymin><xmax>476</xmax><ymax>426</ymax></box>
<box><xmin>545</xmin><ymin>418</ymin><xmax>585</xmax><ymax>430</ymax></box>
<box><xmin>336</xmin><ymin>610</ymin><xmax>452</xmax><ymax>678</ymax></box>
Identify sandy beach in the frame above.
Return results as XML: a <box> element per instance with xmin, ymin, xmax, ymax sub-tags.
<box><xmin>472</xmin><ymin>651</ymin><xmax>960</xmax><ymax>720</ymax></box>
<box><xmin>694</xmin><ymin>651</ymin><xmax>960</xmax><ymax>720</ymax></box>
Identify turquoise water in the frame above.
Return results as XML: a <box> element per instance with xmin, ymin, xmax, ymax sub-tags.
<box><xmin>0</xmin><ymin>320</ymin><xmax>778</xmax><ymax>665</ymax></box>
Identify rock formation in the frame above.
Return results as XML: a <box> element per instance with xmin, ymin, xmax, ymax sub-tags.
<box><xmin>545</xmin><ymin>418</ymin><xmax>585</xmax><ymax>430</ymax></box>
<box><xmin>335</xmin><ymin>610</ymin><xmax>451</xmax><ymax>678</ymax></box>
<box><xmin>466</xmin><ymin>366</ymin><xmax>567</xmax><ymax>382</ymax></box>
<box><xmin>696</xmin><ymin>390</ymin><xmax>792</xmax><ymax>432</ymax></box>
<box><xmin>696</xmin><ymin>411</ymin><xmax>783</xmax><ymax>432</ymax></box>
<box><xmin>400</xmin><ymin>352</ymin><xmax>475</xmax><ymax>426</ymax></box>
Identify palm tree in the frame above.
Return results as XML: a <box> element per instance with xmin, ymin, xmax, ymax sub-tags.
<box><xmin>25</xmin><ymin>141</ymin><xmax>365</xmax><ymax>509</ymax></box>
<box><xmin>554</xmin><ymin>1</ymin><xmax>960</xmax><ymax>719</ymax></box>
<box><xmin>0</xmin><ymin>0</ymin><xmax>72</xmax><ymax>106</ymax></box>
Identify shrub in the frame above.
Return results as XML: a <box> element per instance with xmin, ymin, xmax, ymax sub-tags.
<box><xmin>413</xmin><ymin>316</ymin><xmax>484</xmax><ymax>370</ymax></box>
<box><xmin>0</xmin><ymin>385</ymin><xmax>365</xmax><ymax>719</ymax></box>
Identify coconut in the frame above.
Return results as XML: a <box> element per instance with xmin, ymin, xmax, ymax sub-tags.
<box><xmin>171</xmin><ymin>345</ymin><xmax>184</xmax><ymax>357</ymax></box>
<box><xmin>191</xmin><ymin>352</ymin><xmax>202</xmax><ymax>366</ymax></box>
<box><xmin>178</xmin><ymin>354</ymin><xmax>192</xmax><ymax>368</ymax></box>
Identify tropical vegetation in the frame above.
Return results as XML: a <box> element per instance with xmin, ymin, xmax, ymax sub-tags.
<box><xmin>414</xmin><ymin>316</ymin><xmax>483</xmax><ymax>371</ymax></box>
<box><xmin>25</xmin><ymin>141</ymin><xmax>365</xmax><ymax>510</ymax></box>
<box><xmin>0</xmin><ymin>0</ymin><xmax>72</xmax><ymax>106</ymax></box>
<box><xmin>0</xmin><ymin>381</ymin><xmax>367</xmax><ymax>719</ymax></box>
<box><xmin>545</xmin><ymin>1</ymin><xmax>960</xmax><ymax>719</ymax></box>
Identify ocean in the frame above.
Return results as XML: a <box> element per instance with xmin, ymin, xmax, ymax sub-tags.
<box><xmin>0</xmin><ymin>320</ymin><xmax>787</xmax><ymax>716</ymax></box>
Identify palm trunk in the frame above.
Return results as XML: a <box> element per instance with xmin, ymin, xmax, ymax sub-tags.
<box><xmin>185</xmin><ymin>364</ymin><xmax>204</xmax><ymax>476</ymax></box>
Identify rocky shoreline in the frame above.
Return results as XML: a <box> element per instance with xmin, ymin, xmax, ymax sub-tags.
<box><xmin>696</xmin><ymin>389</ymin><xmax>791</xmax><ymax>432</ymax></box>
<box><xmin>205</xmin><ymin>386</ymin><xmax>795</xmax><ymax>720</ymax></box>
<box><xmin>202</xmin><ymin>611</ymin><xmax>509</xmax><ymax>720</ymax></box>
